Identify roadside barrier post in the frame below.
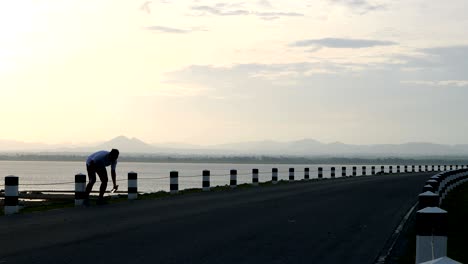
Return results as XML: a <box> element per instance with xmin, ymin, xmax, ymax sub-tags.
<box><xmin>389</xmin><ymin>166</ymin><xmax>393</xmax><ymax>174</ymax></box>
<box><xmin>450</xmin><ymin>165</ymin><xmax>453</xmax><ymax>170</ymax></box>
<box><xmin>305</xmin><ymin>168</ymin><xmax>310</xmax><ymax>180</ymax></box>
<box><xmin>272</xmin><ymin>168</ymin><xmax>278</xmax><ymax>184</ymax></box>
<box><xmin>422</xmin><ymin>184</ymin><xmax>434</xmax><ymax>193</ymax></box>
<box><xmin>415</xmin><ymin>207</ymin><xmax>448</xmax><ymax>263</ymax></box>
<box><xmin>331</xmin><ymin>167</ymin><xmax>336</xmax><ymax>178</ymax></box>
<box><xmin>412</xmin><ymin>165</ymin><xmax>415</xmax><ymax>172</ymax></box>
<box><xmin>128</xmin><ymin>172</ymin><xmax>138</xmax><ymax>200</ymax></box>
<box><xmin>418</xmin><ymin>191</ymin><xmax>439</xmax><ymax>209</ymax></box>
<box><xmin>289</xmin><ymin>168</ymin><xmax>295</xmax><ymax>181</ymax></box>
<box><xmin>203</xmin><ymin>170</ymin><xmax>210</xmax><ymax>191</ymax></box>
<box><xmin>4</xmin><ymin>176</ymin><xmax>19</xmax><ymax>215</ymax></box>
<box><xmin>432</xmin><ymin>165</ymin><xmax>435</xmax><ymax>172</ymax></box>
<box><xmin>380</xmin><ymin>166</ymin><xmax>385</xmax><ymax>174</ymax></box>
<box><xmin>455</xmin><ymin>165</ymin><xmax>458</xmax><ymax>169</ymax></box>
<box><xmin>405</xmin><ymin>165</ymin><xmax>408</xmax><ymax>173</ymax></box>
<box><xmin>342</xmin><ymin>167</ymin><xmax>346</xmax><ymax>177</ymax></box>
<box><xmin>425</xmin><ymin>165</ymin><xmax>428</xmax><ymax>172</ymax></box>
<box><xmin>170</xmin><ymin>171</ymin><xmax>179</xmax><ymax>195</ymax></box>
<box><xmin>419</xmin><ymin>165</ymin><xmax>422</xmax><ymax>172</ymax></box>
<box><xmin>397</xmin><ymin>165</ymin><xmax>401</xmax><ymax>173</ymax></box>
<box><xmin>362</xmin><ymin>166</ymin><xmax>366</xmax><ymax>176</ymax></box>
<box><xmin>318</xmin><ymin>167</ymin><xmax>323</xmax><ymax>179</ymax></box>
<box><xmin>352</xmin><ymin>166</ymin><xmax>357</xmax><ymax>177</ymax></box>
<box><xmin>444</xmin><ymin>165</ymin><xmax>447</xmax><ymax>171</ymax></box>
<box><xmin>438</xmin><ymin>165</ymin><xmax>441</xmax><ymax>171</ymax></box>
<box><xmin>371</xmin><ymin>166</ymin><xmax>376</xmax><ymax>175</ymax></box>
<box><xmin>230</xmin><ymin>170</ymin><xmax>237</xmax><ymax>188</ymax></box>
<box><xmin>252</xmin><ymin>169</ymin><xmax>259</xmax><ymax>186</ymax></box>
<box><xmin>75</xmin><ymin>173</ymin><xmax>86</xmax><ymax>206</ymax></box>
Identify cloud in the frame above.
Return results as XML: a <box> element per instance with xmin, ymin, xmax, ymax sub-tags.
<box><xmin>190</xmin><ymin>4</ymin><xmax>304</xmax><ymax>19</ymax></box>
<box><xmin>401</xmin><ymin>80</ymin><xmax>468</xmax><ymax>87</ymax></box>
<box><xmin>328</xmin><ymin>0</ymin><xmax>386</xmax><ymax>14</ymax></box>
<box><xmin>143</xmin><ymin>26</ymin><xmax>205</xmax><ymax>34</ymax></box>
<box><xmin>290</xmin><ymin>38</ymin><xmax>397</xmax><ymax>49</ymax></box>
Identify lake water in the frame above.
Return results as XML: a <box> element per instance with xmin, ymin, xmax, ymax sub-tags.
<box><xmin>0</xmin><ymin>161</ymin><xmax>426</xmax><ymax>193</ymax></box>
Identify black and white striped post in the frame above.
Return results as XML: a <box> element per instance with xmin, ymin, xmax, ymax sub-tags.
<box><xmin>128</xmin><ymin>171</ymin><xmax>138</xmax><ymax>200</ymax></box>
<box><xmin>4</xmin><ymin>176</ymin><xmax>19</xmax><ymax>215</ymax></box>
<box><xmin>425</xmin><ymin>165</ymin><xmax>428</xmax><ymax>172</ymax></box>
<box><xmin>272</xmin><ymin>168</ymin><xmax>278</xmax><ymax>184</ymax></box>
<box><xmin>75</xmin><ymin>173</ymin><xmax>86</xmax><ymax>206</ymax></box>
<box><xmin>397</xmin><ymin>165</ymin><xmax>401</xmax><ymax>173</ymax></box>
<box><xmin>380</xmin><ymin>166</ymin><xmax>385</xmax><ymax>174</ymax></box>
<box><xmin>404</xmin><ymin>165</ymin><xmax>408</xmax><ymax>173</ymax></box>
<box><xmin>416</xmin><ymin>207</ymin><xmax>448</xmax><ymax>263</ymax></box>
<box><xmin>449</xmin><ymin>165</ymin><xmax>453</xmax><ymax>170</ymax></box>
<box><xmin>252</xmin><ymin>169</ymin><xmax>259</xmax><ymax>186</ymax></box>
<box><xmin>289</xmin><ymin>168</ymin><xmax>295</xmax><ymax>181</ymax></box>
<box><xmin>170</xmin><ymin>171</ymin><xmax>178</xmax><ymax>195</ymax></box>
<box><xmin>342</xmin><ymin>167</ymin><xmax>346</xmax><ymax>177</ymax></box>
<box><xmin>412</xmin><ymin>165</ymin><xmax>415</xmax><ymax>172</ymax></box>
<box><xmin>305</xmin><ymin>168</ymin><xmax>310</xmax><ymax>180</ymax></box>
<box><xmin>318</xmin><ymin>167</ymin><xmax>323</xmax><ymax>179</ymax></box>
<box><xmin>230</xmin><ymin>169</ymin><xmax>237</xmax><ymax>188</ymax></box>
<box><xmin>389</xmin><ymin>166</ymin><xmax>393</xmax><ymax>174</ymax></box>
<box><xmin>418</xmin><ymin>191</ymin><xmax>439</xmax><ymax>209</ymax></box>
<box><xmin>372</xmin><ymin>166</ymin><xmax>376</xmax><ymax>175</ymax></box>
<box><xmin>203</xmin><ymin>170</ymin><xmax>210</xmax><ymax>191</ymax></box>
<box><xmin>432</xmin><ymin>165</ymin><xmax>435</xmax><ymax>172</ymax></box>
<box><xmin>362</xmin><ymin>166</ymin><xmax>366</xmax><ymax>176</ymax></box>
<box><xmin>438</xmin><ymin>165</ymin><xmax>441</xmax><ymax>171</ymax></box>
<box><xmin>331</xmin><ymin>167</ymin><xmax>336</xmax><ymax>178</ymax></box>
<box><xmin>444</xmin><ymin>165</ymin><xmax>447</xmax><ymax>171</ymax></box>
<box><xmin>419</xmin><ymin>165</ymin><xmax>422</xmax><ymax>172</ymax></box>
<box><xmin>455</xmin><ymin>165</ymin><xmax>459</xmax><ymax>169</ymax></box>
<box><xmin>352</xmin><ymin>166</ymin><xmax>357</xmax><ymax>177</ymax></box>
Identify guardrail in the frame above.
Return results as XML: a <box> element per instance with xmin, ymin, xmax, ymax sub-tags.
<box><xmin>416</xmin><ymin>169</ymin><xmax>468</xmax><ymax>264</ymax></box>
<box><xmin>1</xmin><ymin>164</ymin><xmax>451</xmax><ymax>215</ymax></box>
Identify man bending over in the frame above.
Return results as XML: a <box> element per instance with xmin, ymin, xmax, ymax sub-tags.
<box><xmin>85</xmin><ymin>149</ymin><xmax>119</xmax><ymax>205</ymax></box>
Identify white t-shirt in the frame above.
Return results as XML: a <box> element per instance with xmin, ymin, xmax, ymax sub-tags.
<box><xmin>86</xmin><ymin>150</ymin><xmax>117</xmax><ymax>170</ymax></box>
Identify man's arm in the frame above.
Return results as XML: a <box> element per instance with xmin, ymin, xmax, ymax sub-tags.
<box><xmin>111</xmin><ymin>169</ymin><xmax>117</xmax><ymax>188</ymax></box>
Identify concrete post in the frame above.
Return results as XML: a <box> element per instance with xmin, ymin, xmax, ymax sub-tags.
<box><xmin>318</xmin><ymin>167</ymin><xmax>323</xmax><ymax>179</ymax></box>
<box><xmin>416</xmin><ymin>207</ymin><xmax>448</xmax><ymax>264</ymax></box>
<box><xmin>418</xmin><ymin>191</ymin><xmax>439</xmax><ymax>209</ymax></box>
<box><xmin>272</xmin><ymin>168</ymin><xmax>278</xmax><ymax>184</ymax></box>
<box><xmin>331</xmin><ymin>167</ymin><xmax>336</xmax><ymax>178</ymax></box>
<box><xmin>128</xmin><ymin>172</ymin><xmax>138</xmax><ymax>200</ymax></box>
<box><xmin>252</xmin><ymin>168</ymin><xmax>259</xmax><ymax>186</ymax></box>
<box><xmin>75</xmin><ymin>173</ymin><xmax>86</xmax><ymax>207</ymax></box>
<box><xmin>342</xmin><ymin>167</ymin><xmax>346</xmax><ymax>177</ymax></box>
<box><xmin>305</xmin><ymin>168</ymin><xmax>310</xmax><ymax>180</ymax></box>
<box><xmin>4</xmin><ymin>176</ymin><xmax>19</xmax><ymax>215</ymax></box>
<box><xmin>203</xmin><ymin>170</ymin><xmax>210</xmax><ymax>191</ymax></box>
<box><xmin>230</xmin><ymin>169</ymin><xmax>237</xmax><ymax>188</ymax></box>
<box><xmin>362</xmin><ymin>166</ymin><xmax>366</xmax><ymax>176</ymax></box>
<box><xmin>289</xmin><ymin>168</ymin><xmax>295</xmax><ymax>181</ymax></box>
<box><xmin>422</xmin><ymin>184</ymin><xmax>434</xmax><ymax>193</ymax></box>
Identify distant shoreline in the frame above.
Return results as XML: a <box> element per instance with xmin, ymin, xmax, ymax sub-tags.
<box><xmin>1</xmin><ymin>153</ymin><xmax>467</xmax><ymax>165</ymax></box>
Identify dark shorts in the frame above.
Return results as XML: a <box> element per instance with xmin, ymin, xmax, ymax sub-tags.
<box><xmin>86</xmin><ymin>164</ymin><xmax>108</xmax><ymax>183</ymax></box>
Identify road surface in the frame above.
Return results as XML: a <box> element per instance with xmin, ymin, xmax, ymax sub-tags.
<box><xmin>0</xmin><ymin>172</ymin><xmax>433</xmax><ymax>264</ymax></box>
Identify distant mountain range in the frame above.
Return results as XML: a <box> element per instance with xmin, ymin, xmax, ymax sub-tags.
<box><xmin>2</xmin><ymin>136</ymin><xmax>468</xmax><ymax>157</ymax></box>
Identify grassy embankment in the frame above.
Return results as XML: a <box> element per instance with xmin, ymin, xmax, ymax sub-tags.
<box><xmin>397</xmin><ymin>183</ymin><xmax>468</xmax><ymax>263</ymax></box>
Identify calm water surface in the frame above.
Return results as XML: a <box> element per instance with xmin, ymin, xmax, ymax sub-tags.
<box><xmin>0</xmin><ymin>161</ymin><xmax>400</xmax><ymax>193</ymax></box>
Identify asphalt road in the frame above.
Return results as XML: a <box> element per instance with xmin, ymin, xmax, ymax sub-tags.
<box><xmin>0</xmin><ymin>172</ymin><xmax>433</xmax><ymax>264</ymax></box>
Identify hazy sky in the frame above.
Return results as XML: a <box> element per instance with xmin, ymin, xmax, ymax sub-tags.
<box><xmin>1</xmin><ymin>0</ymin><xmax>468</xmax><ymax>145</ymax></box>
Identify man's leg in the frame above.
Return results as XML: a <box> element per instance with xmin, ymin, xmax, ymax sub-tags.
<box><xmin>96</xmin><ymin>168</ymin><xmax>108</xmax><ymax>201</ymax></box>
<box><xmin>86</xmin><ymin>165</ymin><xmax>97</xmax><ymax>199</ymax></box>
